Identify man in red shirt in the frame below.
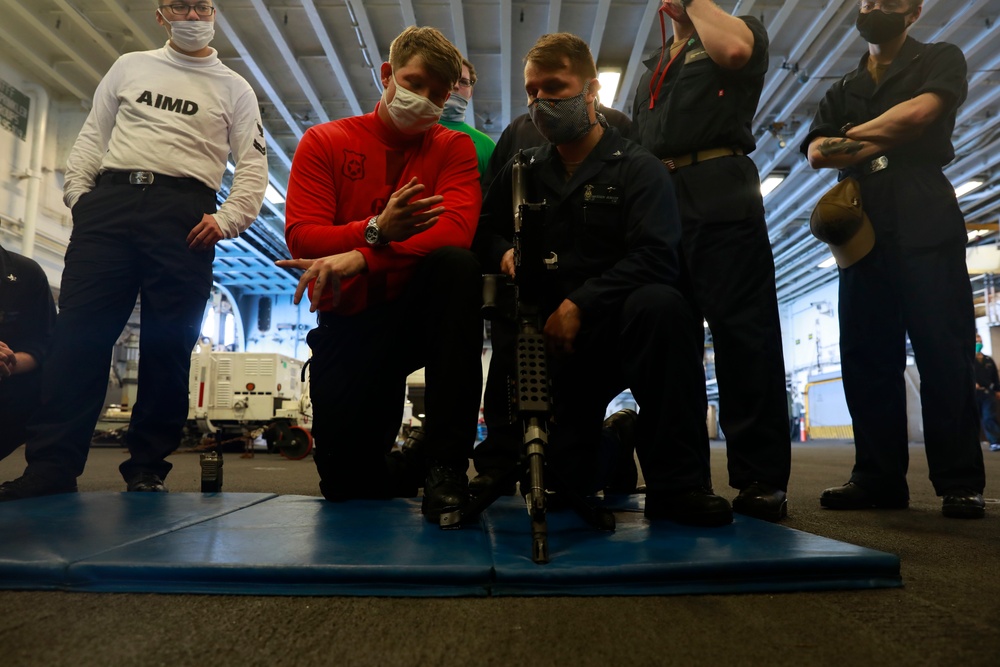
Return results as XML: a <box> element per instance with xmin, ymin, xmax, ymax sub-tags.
<box><xmin>278</xmin><ymin>27</ymin><xmax>483</xmax><ymax>522</ymax></box>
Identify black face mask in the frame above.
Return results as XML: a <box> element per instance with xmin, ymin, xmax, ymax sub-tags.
<box><xmin>856</xmin><ymin>9</ymin><xmax>910</xmax><ymax>44</ymax></box>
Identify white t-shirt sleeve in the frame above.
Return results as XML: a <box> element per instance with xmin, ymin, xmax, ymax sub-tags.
<box><xmin>214</xmin><ymin>88</ymin><xmax>267</xmax><ymax>238</ymax></box>
<box><xmin>63</xmin><ymin>59</ymin><xmax>124</xmax><ymax>209</ymax></box>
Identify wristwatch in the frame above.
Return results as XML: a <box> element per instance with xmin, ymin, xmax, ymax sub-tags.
<box><xmin>364</xmin><ymin>216</ymin><xmax>387</xmax><ymax>246</ymax></box>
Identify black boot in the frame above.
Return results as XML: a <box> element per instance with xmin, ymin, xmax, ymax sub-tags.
<box><xmin>644</xmin><ymin>487</ymin><xmax>733</xmax><ymax>527</ymax></box>
<box><xmin>421</xmin><ymin>462</ymin><xmax>469</xmax><ymax>522</ymax></box>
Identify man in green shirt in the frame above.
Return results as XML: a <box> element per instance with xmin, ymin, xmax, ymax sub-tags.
<box><xmin>439</xmin><ymin>58</ymin><xmax>496</xmax><ymax>177</ymax></box>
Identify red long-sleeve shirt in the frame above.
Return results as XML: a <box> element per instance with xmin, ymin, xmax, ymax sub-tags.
<box><xmin>285</xmin><ymin>105</ymin><xmax>481</xmax><ymax>314</ymax></box>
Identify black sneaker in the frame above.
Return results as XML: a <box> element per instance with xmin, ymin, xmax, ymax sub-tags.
<box><xmin>941</xmin><ymin>488</ymin><xmax>985</xmax><ymax>519</ymax></box>
<box><xmin>0</xmin><ymin>473</ymin><xmax>78</xmax><ymax>502</ymax></box>
<box><xmin>603</xmin><ymin>409</ymin><xmax>638</xmax><ymax>494</ymax></box>
<box><xmin>421</xmin><ymin>463</ymin><xmax>469</xmax><ymax>522</ymax></box>
<box><xmin>125</xmin><ymin>472</ymin><xmax>168</xmax><ymax>493</ymax></box>
<box><xmin>644</xmin><ymin>487</ymin><xmax>733</xmax><ymax>527</ymax></box>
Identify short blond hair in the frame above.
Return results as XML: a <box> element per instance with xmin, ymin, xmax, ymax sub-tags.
<box><xmin>524</xmin><ymin>33</ymin><xmax>597</xmax><ymax>81</ymax></box>
<box><xmin>389</xmin><ymin>26</ymin><xmax>463</xmax><ymax>86</ymax></box>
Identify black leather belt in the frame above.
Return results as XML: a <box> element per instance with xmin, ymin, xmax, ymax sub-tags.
<box><xmin>97</xmin><ymin>170</ymin><xmax>206</xmax><ymax>189</ymax></box>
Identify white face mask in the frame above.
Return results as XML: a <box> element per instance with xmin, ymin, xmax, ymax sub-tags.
<box><xmin>441</xmin><ymin>92</ymin><xmax>469</xmax><ymax>123</ymax></box>
<box><xmin>382</xmin><ymin>73</ymin><xmax>444</xmax><ymax>134</ymax></box>
<box><xmin>161</xmin><ymin>13</ymin><xmax>215</xmax><ymax>53</ymax></box>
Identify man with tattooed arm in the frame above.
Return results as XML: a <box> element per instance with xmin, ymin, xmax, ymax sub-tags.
<box><xmin>801</xmin><ymin>0</ymin><xmax>985</xmax><ymax>519</ymax></box>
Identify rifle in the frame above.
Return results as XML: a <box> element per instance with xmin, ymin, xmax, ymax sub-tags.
<box><xmin>440</xmin><ymin>151</ymin><xmax>615</xmax><ymax>564</ymax></box>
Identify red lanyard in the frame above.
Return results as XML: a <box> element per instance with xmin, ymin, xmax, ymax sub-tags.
<box><xmin>648</xmin><ymin>8</ymin><xmax>688</xmax><ymax>110</ymax></box>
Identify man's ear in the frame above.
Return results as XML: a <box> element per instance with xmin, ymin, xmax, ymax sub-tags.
<box><xmin>380</xmin><ymin>62</ymin><xmax>393</xmax><ymax>88</ymax></box>
<box><xmin>588</xmin><ymin>78</ymin><xmax>601</xmax><ymax>103</ymax></box>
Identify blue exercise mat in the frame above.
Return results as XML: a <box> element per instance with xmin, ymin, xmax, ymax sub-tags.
<box><xmin>0</xmin><ymin>492</ymin><xmax>901</xmax><ymax>596</ymax></box>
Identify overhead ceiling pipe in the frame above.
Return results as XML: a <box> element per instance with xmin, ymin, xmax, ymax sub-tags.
<box><xmin>18</xmin><ymin>83</ymin><xmax>49</xmax><ymax>260</ymax></box>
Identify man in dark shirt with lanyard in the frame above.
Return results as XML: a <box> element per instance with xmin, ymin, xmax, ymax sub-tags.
<box><xmin>630</xmin><ymin>0</ymin><xmax>790</xmax><ymax>522</ymax></box>
<box><xmin>802</xmin><ymin>0</ymin><xmax>985</xmax><ymax>518</ymax></box>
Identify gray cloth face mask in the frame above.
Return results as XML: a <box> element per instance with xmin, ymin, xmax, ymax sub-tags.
<box><xmin>528</xmin><ymin>80</ymin><xmax>597</xmax><ymax>145</ymax></box>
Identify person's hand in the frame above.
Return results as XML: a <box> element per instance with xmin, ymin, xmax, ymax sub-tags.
<box><xmin>187</xmin><ymin>214</ymin><xmax>224</xmax><ymax>250</ymax></box>
<box><xmin>543</xmin><ymin>299</ymin><xmax>582</xmax><ymax>356</ymax></box>
<box><xmin>376</xmin><ymin>177</ymin><xmax>445</xmax><ymax>242</ymax></box>
<box><xmin>0</xmin><ymin>341</ymin><xmax>15</xmax><ymax>379</ymax></box>
<box><xmin>500</xmin><ymin>248</ymin><xmax>516</xmax><ymax>280</ymax></box>
<box><xmin>661</xmin><ymin>0</ymin><xmax>687</xmax><ymax>21</ymax></box>
<box><xmin>276</xmin><ymin>251</ymin><xmax>367</xmax><ymax>312</ymax></box>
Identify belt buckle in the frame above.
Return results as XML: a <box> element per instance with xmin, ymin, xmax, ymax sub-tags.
<box><xmin>868</xmin><ymin>156</ymin><xmax>888</xmax><ymax>174</ymax></box>
<box><xmin>129</xmin><ymin>171</ymin><xmax>154</xmax><ymax>185</ymax></box>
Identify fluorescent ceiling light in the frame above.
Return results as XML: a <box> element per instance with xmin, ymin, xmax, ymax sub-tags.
<box><xmin>955</xmin><ymin>179</ymin><xmax>984</xmax><ymax>198</ymax></box>
<box><xmin>597</xmin><ymin>69</ymin><xmax>621</xmax><ymax>107</ymax></box>
<box><xmin>817</xmin><ymin>256</ymin><xmax>837</xmax><ymax>269</ymax></box>
<box><xmin>265</xmin><ymin>183</ymin><xmax>286</xmax><ymax>205</ymax></box>
<box><xmin>760</xmin><ymin>174</ymin><xmax>785</xmax><ymax>198</ymax></box>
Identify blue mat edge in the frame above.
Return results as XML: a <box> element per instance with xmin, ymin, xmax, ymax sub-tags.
<box><xmin>0</xmin><ymin>493</ymin><xmax>905</xmax><ymax>597</ymax></box>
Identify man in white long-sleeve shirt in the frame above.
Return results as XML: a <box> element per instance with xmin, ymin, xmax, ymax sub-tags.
<box><xmin>0</xmin><ymin>0</ymin><xmax>267</xmax><ymax>500</ymax></box>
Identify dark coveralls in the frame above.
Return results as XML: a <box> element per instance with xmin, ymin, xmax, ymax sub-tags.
<box><xmin>801</xmin><ymin>36</ymin><xmax>985</xmax><ymax>498</ymax></box>
<box><xmin>22</xmin><ymin>176</ymin><xmax>217</xmax><ymax>485</ymax></box>
<box><xmin>0</xmin><ymin>246</ymin><xmax>56</xmax><ymax>460</ymax></box>
<box><xmin>973</xmin><ymin>352</ymin><xmax>1000</xmax><ymax>446</ymax></box>
<box><xmin>474</xmin><ymin>106</ymin><xmax>633</xmax><ymax>479</ymax></box>
<box><xmin>631</xmin><ymin>15</ymin><xmax>791</xmax><ymax>493</ymax></box>
<box><xmin>475</xmin><ymin>127</ymin><xmax>711</xmax><ymax>495</ymax></box>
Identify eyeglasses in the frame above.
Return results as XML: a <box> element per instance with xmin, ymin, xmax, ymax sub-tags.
<box><xmin>159</xmin><ymin>3</ymin><xmax>216</xmax><ymax>17</ymax></box>
<box><xmin>860</xmin><ymin>0</ymin><xmax>910</xmax><ymax>11</ymax></box>
<box><xmin>457</xmin><ymin>77</ymin><xmax>475</xmax><ymax>89</ymax></box>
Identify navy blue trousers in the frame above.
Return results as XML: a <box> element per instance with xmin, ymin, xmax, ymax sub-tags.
<box><xmin>306</xmin><ymin>247</ymin><xmax>483</xmax><ymax>500</ymax></box>
<box><xmin>22</xmin><ymin>179</ymin><xmax>216</xmax><ymax>483</ymax></box>
<box><xmin>477</xmin><ymin>284</ymin><xmax>711</xmax><ymax>495</ymax></box>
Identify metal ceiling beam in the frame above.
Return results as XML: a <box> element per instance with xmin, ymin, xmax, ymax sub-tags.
<box><xmin>51</xmin><ymin>0</ymin><xmax>121</xmax><ymax>62</ymax></box>
<box><xmin>399</xmin><ymin>0</ymin><xmax>417</xmax><ymax>27</ymax></box>
<box><xmin>301</xmin><ymin>0</ymin><xmax>362</xmax><ymax>117</ymax></box>
<box><xmin>756</xmin><ymin>0</ymin><xmax>846</xmax><ymax>127</ymax></box>
<box><xmin>448</xmin><ymin>0</ymin><xmax>475</xmax><ymax>123</ymax></box>
<box><xmin>589</xmin><ymin>0</ymin><xmax>613</xmax><ymax>64</ymax></box>
<box><xmin>0</xmin><ymin>22</ymin><xmax>89</xmax><ymax>100</ymax></box>
<box><xmin>344</xmin><ymin>0</ymin><xmax>384</xmax><ymax>94</ymax></box>
<box><xmin>547</xmin><ymin>0</ymin><xmax>562</xmax><ymax>33</ymax></box>
<box><xmin>731</xmin><ymin>0</ymin><xmax>758</xmax><ymax>16</ymax></box>
<box><xmin>614</xmin><ymin>0</ymin><xmax>660</xmax><ymax>111</ymax></box>
<box><xmin>101</xmin><ymin>0</ymin><xmax>158</xmax><ymax>50</ymax></box>
<box><xmin>248</xmin><ymin>0</ymin><xmax>329</xmax><ymax>124</ymax></box>
<box><xmin>1</xmin><ymin>0</ymin><xmax>105</xmax><ymax>84</ymax></box>
<box><xmin>214</xmin><ymin>3</ymin><xmax>304</xmax><ymax>139</ymax></box>
<box><xmin>500</xmin><ymin>0</ymin><xmax>513</xmax><ymax>129</ymax></box>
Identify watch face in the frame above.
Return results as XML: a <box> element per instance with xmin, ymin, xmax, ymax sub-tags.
<box><xmin>365</xmin><ymin>222</ymin><xmax>381</xmax><ymax>245</ymax></box>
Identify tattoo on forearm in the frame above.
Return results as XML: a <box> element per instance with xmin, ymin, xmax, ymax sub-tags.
<box><xmin>818</xmin><ymin>137</ymin><xmax>864</xmax><ymax>157</ymax></box>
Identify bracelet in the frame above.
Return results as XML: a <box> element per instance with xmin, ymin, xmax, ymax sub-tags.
<box><xmin>840</xmin><ymin>123</ymin><xmax>855</xmax><ymax>136</ymax></box>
